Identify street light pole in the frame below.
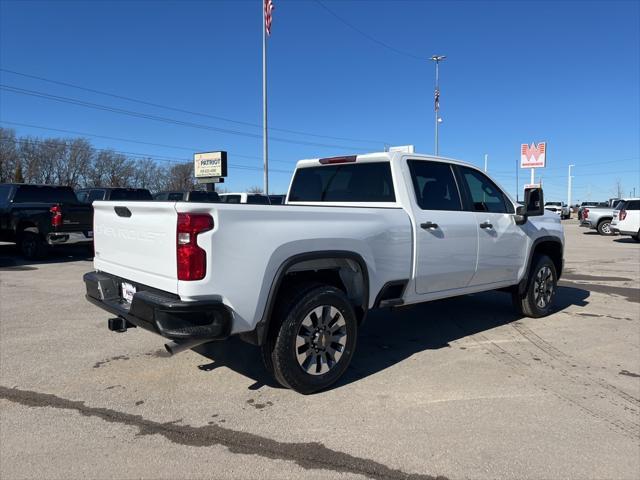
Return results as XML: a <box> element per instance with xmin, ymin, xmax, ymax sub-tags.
<box><xmin>430</xmin><ymin>55</ymin><xmax>446</xmax><ymax>156</ymax></box>
<box><xmin>567</xmin><ymin>164</ymin><xmax>575</xmax><ymax>211</ymax></box>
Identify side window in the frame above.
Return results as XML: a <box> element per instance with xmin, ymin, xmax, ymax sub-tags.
<box><xmin>459</xmin><ymin>167</ymin><xmax>511</xmax><ymax>214</ymax></box>
<box><xmin>407</xmin><ymin>160</ymin><xmax>461</xmax><ymax>211</ymax></box>
<box><xmin>88</xmin><ymin>189</ymin><xmax>106</xmax><ymax>202</ymax></box>
<box><xmin>625</xmin><ymin>200</ymin><xmax>639</xmax><ymax>210</ymax></box>
<box><xmin>76</xmin><ymin>191</ymin><xmax>89</xmax><ymax>203</ymax></box>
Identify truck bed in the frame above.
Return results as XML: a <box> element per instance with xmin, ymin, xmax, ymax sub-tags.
<box><xmin>92</xmin><ymin>201</ymin><xmax>412</xmax><ymax>332</ymax></box>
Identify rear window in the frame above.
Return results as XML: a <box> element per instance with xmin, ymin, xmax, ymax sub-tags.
<box><xmin>247</xmin><ymin>195</ymin><xmax>270</xmax><ymax>205</ymax></box>
<box><xmin>220</xmin><ymin>195</ymin><xmax>241</xmax><ymax>204</ymax></box>
<box><xmin>166</xmin><ymin>192</ymin><xmax>184</xmax><ymax>201</ymax></box>
<box><xmin>188</xmin><ymin>191</ymin><xmax>220</xmax><ymax>202</ymax></box>
<box><xmin>109</xmin><ymin>189</ymin><xmax>153</xmax><ymax>201</ymax></box>
<box><xmin>288</xmin><ymin>162</ymin><xmax>395</xmax><ymax>202</ymax></box>
<box><xmin>13</xmin><ymin>185</ymin><xmax>78</xmax><ymax>203</ymax></box>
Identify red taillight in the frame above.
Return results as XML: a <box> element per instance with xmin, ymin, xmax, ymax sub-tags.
<box><xmin>583</xmin><ymin>208</ymin><xmax>589</xmax><ymax>219</ymax></box>
<box><xmin>176</xmin><ymin>213</ymin><xmax>213</xmax><ymax>281</ymax></box>
<box><xmin>319</xmin><ymin>155</ymin><xmax>357</xmax><ymax>165</ymax></box>
<box><xmin>619</xmin><ymin>209</ymin><xmax>627</xmax><ymax>221</ymax></box>
<box><xmin>50</xmin><ymin>204</ymin><xmax>62</xmax><ymax>228</ymax></box>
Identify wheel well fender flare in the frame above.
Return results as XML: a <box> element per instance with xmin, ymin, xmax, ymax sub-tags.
<box><xmin>252</xmin><ymin>250</ymin><xmax>370</xmax><ymax>346</ymax></box>
<box><xmin>518</xmin><ymin>236</ymin><xmax>564</xmax><ymax>295</ymax></box>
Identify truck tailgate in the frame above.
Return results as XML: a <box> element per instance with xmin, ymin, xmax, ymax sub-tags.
<box><xmin>59</xmin><ymin>203</ymin><xmax>93</xmax><ymax>232</ymax></box>
<box><xmin>93</xmin><ymin>201</ymin><xmax>178</xmax><ymax>293</ymax></box>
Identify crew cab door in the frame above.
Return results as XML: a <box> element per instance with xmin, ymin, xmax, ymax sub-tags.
<box><xmin>408</xmin><ymin>160</ymin><xmax>478</xmax><ymax>294</ymax></box>
<box><xmin>456</xmin><ymin>166</ymin><xmax>526</xmax><ymax>286</ymax></box>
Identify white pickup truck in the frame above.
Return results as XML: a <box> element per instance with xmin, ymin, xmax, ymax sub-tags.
<box><xmin>84</xmin><ymin>151</ymin><xmax>564</xmax><ymax>393</ymax></box>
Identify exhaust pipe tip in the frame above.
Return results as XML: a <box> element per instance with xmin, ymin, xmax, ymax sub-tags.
<box><xmin>164</xmin><ymin>338</ymin><xmax>212</xmax><ymax>356</ymax></box>
<box><xmin>164</xmin><ymin>341</ymin><xmax>177</xmax><ymax>356</ymax></box>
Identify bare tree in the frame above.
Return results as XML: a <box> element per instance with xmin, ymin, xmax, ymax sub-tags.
<box><xmin>3</xmin><ymin>131</ymin><xmax>199</xmax><ymax>192</ymax></box>
<box><xmin>0</xmin><ymin>127</ymin><xmax>19</xmax><ymax>182</ymax></box>
<box><xmin>165</xmin><ymin>162</ymin><xmax>195</xmax><ymax>190</ymax></box>
<box><xmin>131</xmin><ymin>158</ymin><xmax>169</xmax><ymax>192</ymax></box>
<box><xmin>57</xmin><ymin>138</ymin><xmax>93</xmax><ymax>188</ymax></box>
<box><xmin>247</xmin><ymin>185</ymin><xmax>264</xmax><ymax>193</ymax></box>
<box><xmin>14</xmin><ymin>159</ymin><xmax>24</xmax><ymax>183</ymax></box>
<box><xmin>88</xmin><ymin>150</ymin><xmax>135</xmax><ymax>187</ymax></box>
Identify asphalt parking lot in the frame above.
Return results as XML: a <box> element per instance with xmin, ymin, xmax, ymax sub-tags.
<box><xmin>1</xmin><ymin>221</ymin><xmax>638</xmax><ymax>480</ymax></box>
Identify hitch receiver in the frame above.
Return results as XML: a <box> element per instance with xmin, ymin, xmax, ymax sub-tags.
<box><xmin>108</xmin><ymin>317</ymin><xmax>136</xmax><ymax>333</ymax></box>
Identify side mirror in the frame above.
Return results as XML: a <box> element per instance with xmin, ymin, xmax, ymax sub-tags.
<box><xmin>524</xmin><ymin>187</ymin><xmax>545</xmax><ymax>216</ymax></box>
<box><xmin>514</xmin><ymin>205</ymin><xmax>527</xmax><ymax>225</ymax></box>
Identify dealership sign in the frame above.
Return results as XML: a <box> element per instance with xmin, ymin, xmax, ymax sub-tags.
<box><xmin>194</xmin><ymin>151</ymin><xmax>228</xmax><ymax>179</ymax></box>
<box><xmin>520</xmin><ymin>142</ymin><xmax>547</xmax><ymax>169</ymax></box>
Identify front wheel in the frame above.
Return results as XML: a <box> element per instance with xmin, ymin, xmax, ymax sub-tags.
<box><xmin>512</xmin><ymin>254</ymin><xmax>558</xmax><ymax>318</ymax></box>
<box><xmin>267</xmin><ymin>285</ymin><xmax>357</xmax><ymax>394</ymax></box>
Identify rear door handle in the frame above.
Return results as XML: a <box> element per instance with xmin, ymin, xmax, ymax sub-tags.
<box><xmin>479</xmin><ymin>221</ymin><xmax>493</xmax><ymax>229</ymax></box>
<box><xmin>421</xmin><ymin>221</ymin><xmax>439</xmax><ymax>230</ymax></box>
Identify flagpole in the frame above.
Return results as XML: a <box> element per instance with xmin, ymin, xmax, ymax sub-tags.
<box><xmin>430</xmin><ymin>55</ymin><xmax>446</xmax><ymax>156</ymax></box>
<box><xmin>262</xmin><ymin>1</ymin><xmax>269</xmax><ymax>195</ymax></box>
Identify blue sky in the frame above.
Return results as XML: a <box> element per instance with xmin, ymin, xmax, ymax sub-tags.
<box><xmin>1</xmin><ymin>0</ymin><xmax>638</xmax><ymax>200</ymax></box>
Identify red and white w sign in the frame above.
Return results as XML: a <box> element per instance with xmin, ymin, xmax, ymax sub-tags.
<box><xmin>520</xmin><ymin>142</ymin><xmax>547</xmax><ymax>168</ymax></box>
<box><xmin>265</xmin><ymin>0</ymin><xmax>274</xmax><ymax>36</ymax></box>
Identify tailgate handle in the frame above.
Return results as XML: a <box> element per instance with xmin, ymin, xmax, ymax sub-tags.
<box><xmin>114</xmin><ymin>206</ymin><xmax>132</xmax><ymax>218</ymax></box>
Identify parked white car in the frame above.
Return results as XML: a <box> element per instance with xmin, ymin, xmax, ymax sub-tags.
<box><xmin>84</xmin><ymin>151</ymin><xmax>564</xmax><ymax>393</ymax></box>
<box><xmin>611</xmin><ymin>198</ymin><xmax>640</xmax><ymax>241</ymax></box>
<box><xmin>219</xmin><ymin>192</ymin><xmax>271</xmax><ymax>205</ymax></box>
<box><xmin>545</xmin><ymin>202</ymin><xmax>571</xmax><ymax>220</ymax></box>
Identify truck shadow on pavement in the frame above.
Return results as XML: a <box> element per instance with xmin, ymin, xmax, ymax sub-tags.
<box><xmin>194</xmin><ymin>286</ymin><xmax>590</xmax><ymax>392</ymax></box>
<box><xmin>0</xmin><ymin>243</ymin><xmax>92</xmax><ymax>269</ymax></box>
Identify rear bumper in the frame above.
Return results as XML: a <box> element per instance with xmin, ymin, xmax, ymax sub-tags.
<box><xmin>47</xmin><ymin>231</ymin><xmax>93</xmax><ymax>245</ymax></box>
<box><xmin>83</xmin><ymin>271</ymin><xmax>232</xmax><ymax>341</ymax></box>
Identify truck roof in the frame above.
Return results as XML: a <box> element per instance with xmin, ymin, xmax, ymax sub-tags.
<box><xmin>294</xmin><ymin>151</ymin><xmax>476</xmax><ymax>169</ymax></box>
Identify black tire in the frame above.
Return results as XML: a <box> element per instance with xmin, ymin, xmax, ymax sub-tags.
<box><xmin>597</xmin><ymin>219</ymin><xmax>613</xmax><ymax>236</ymax></box>
<box><xmin>512</xmin><ymin>254</ymin><xmax>558</xmax><ymax>318</ymax></box>
<box><xmin>634</xmin><ymin>231</ymin><xmax>640</xmax><ymax>242</ymax></box>
<box><xmin>266</xmin><ymin>284</ymin><xmax>357</xmax><ymax>394</ymax></box>
<box><xmin>18</xmin><ymin>232</ymin><xmax>48</xmax><ymax>260</ymax></box>
<box><xmin>260</xmin><ymin>282</ymin><xmax>324</xmax><ymax>383</ymax></box>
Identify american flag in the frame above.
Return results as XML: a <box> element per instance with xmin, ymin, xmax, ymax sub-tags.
<box><xmin>434</xmin><ymin>87</ymin><xmax>440</xmax><ymax>111</ymax></box>
<box><xmin>265</xmin><ymin>0</ymin><xmax>274</xmax><ymax>36</ymax></box>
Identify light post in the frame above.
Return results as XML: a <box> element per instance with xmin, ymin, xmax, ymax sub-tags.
<box><xmin>430</xmin><ymin>55</ymin><xmax>446</xmax><ymax>156</ymax></box>
<box><xmin>567</xmin><ymin>164</ymin><xmax>575</xmax><ymax>212</ymax></box>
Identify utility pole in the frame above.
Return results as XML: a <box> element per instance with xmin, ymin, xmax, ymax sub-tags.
<box><xmin>430</xmin><ymin>55</ymin><xmax>446</xmax><ymax>156</ymax></box>
<box><xmin>567</xmin><ymin>164</ymin><xmax>575</xmax><ymax>209</ymax></box>
<box><xmin>484</xmin><ymin>154</ymin><xmax>488</xmax><ymax>172</ymax></box>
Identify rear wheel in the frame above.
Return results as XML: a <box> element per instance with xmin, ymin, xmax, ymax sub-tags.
<box><xmin>512</xmin><ymin>254</ymin><xmax>558</xmax><ymax>318</ymax></box>
<box><xmin>634</xmin><ymin>230</ymin><xmax>640</xmax><ymax>242</ymax></box>
<box><xmin>18</xmin><ymin>232</ymin><xmax>48</xmax><ymax>260</ymax></box>
<box><xmin>264</xmin><ymin>284</ymin><xmax>357</xmax><ymax>394</ymax></box>
<box><xmin>597</xmin><ymin>219</ymin><xmax>613</xmax><ymax>236</ymax></box>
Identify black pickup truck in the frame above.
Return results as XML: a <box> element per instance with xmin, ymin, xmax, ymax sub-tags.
<box><xmin>0</xmin><ymin>183</ymin><xmax>93</xmax><ymax>259</ymax></box>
